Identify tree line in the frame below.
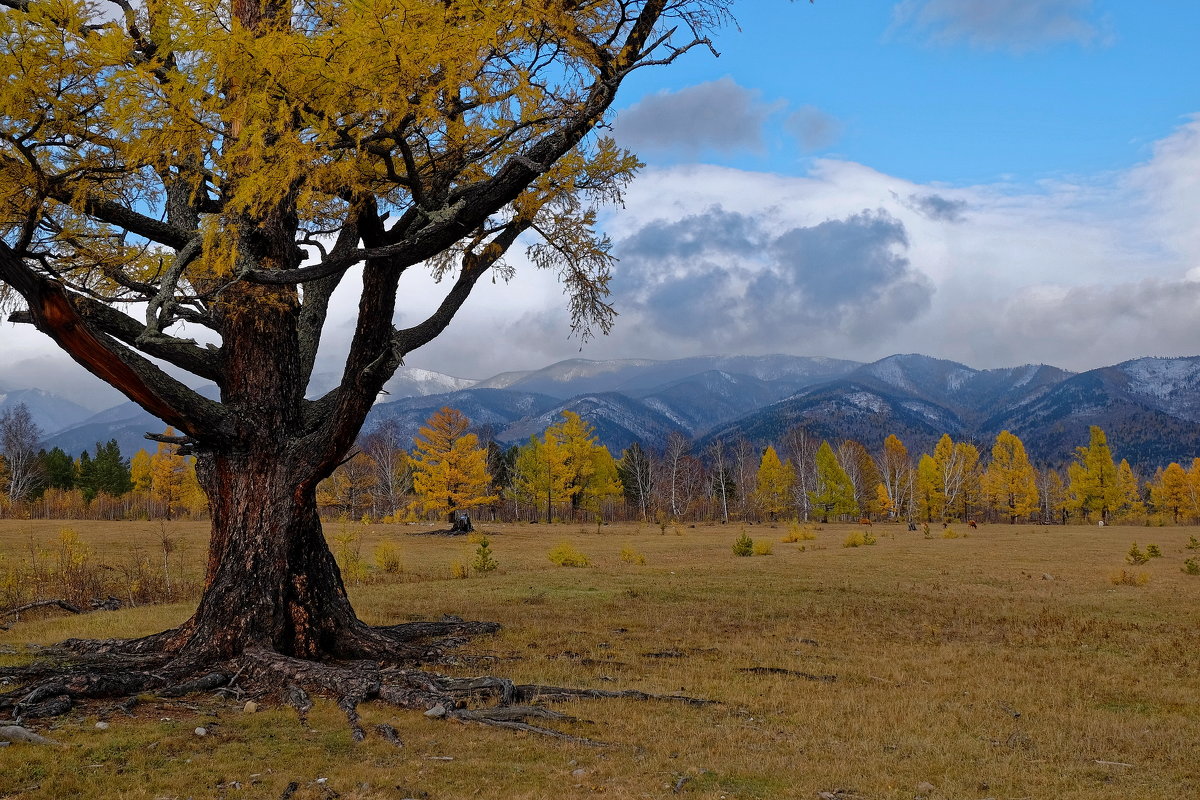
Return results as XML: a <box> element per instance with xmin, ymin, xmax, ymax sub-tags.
<box><xmin>0</xmin><ymin>404</ymin><xmax>204</xmax><ymax>520</ymax></box>
<box><xmin>3</xmin><ymin>400</ymin><xmax>1199</xmax><ymax>526</ymax></box>
<box><xmin>315</xmin><ymin>408</ymin><xmax>1200</xmax><ymax>527</ymax></box>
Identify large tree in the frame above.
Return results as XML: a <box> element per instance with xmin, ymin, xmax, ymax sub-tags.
<box><xmin>0</xmin><ymin>0</ymin><xmax>728</xmax><ymax>733</ymax></box>
<box><xmin>409</xmin><ymin>406</ymin><xmax>495</xmax><ymax>523</ymax></box>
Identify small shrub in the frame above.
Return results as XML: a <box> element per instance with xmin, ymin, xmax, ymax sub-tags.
<box><xmin>471</xmin><ymin>537</ymin><xmax>498</xmax><ymax>574</ymax></box>
<box><xmin>548</xmin><ymin>542</ymin><xmax>589</xmax><ymax>567</ymax></box>
<box><xmin>863</xmin><ymin>530</ymin><xmax>878</xmax><ymax>546</ymax></box>
<box><xmin>1110</xmin><ymin>569</ymin><xmax>1149</xmax><ymax>586</ymax></box>
<box><xmin>466</xmin><ymin>531</ymin><xmax>486</xmax><ymax>544</ymax></box>
<box><xmin>333</xmin><ymin>529</ymin><xmax>368</xmax><ymax>585</ymax></box>
<box><xmin>941</xmin><ymin>527</ymin><xmax>959</xmax><ymax>539</ymax></box>
<box><xmin>781</xmin><ymin>521</ymin><xmax>817</xmax><ymax>542</ymax></box>
<box><xmin>922</xmin><ymin>523</ymin><xmax>932</xmax><ymax>539</ymax></box>
<box><xmin>1146</xmin><ymin>543</ymin><xmax>1163</xmax><ymax>559</ymax></box>
<box><xmin>732</xmin><ymin>531</ymin><xmax>754</xmax><ymax>557</ymax></box>
<box><xmin>450</xmin><ymin>561</ymin><xmax>469</xmax><ymax>579</ymax></box>
<box><xmin>1126</xmin><ymin>542</ymin><xmax>1149</xmax><ymax>565</ymax></box>
<box><xmin>1182</xmin><ymin>558</ymin><xmax>1200</xmax><ymax>576</ymax></box>
<box><xmin>619</xmin><ymin>546</ymin><xmax>646</xmax><ymax>565</ymax></box>
<box><xmin>1186</xmin><ymin>535</ymin><xmax>1199</xmax><ymax>550</ymax></box>
<box><xmin>843</xmin><ymin>531</ymin><xmax>865</xmax><ymax>548</ymax></box>
<box><xmin>752</xmin><ymin>540</ymin><xmax>773</xmax><ymax>556</ymax></box>
<box><xmin>373</xmin><ymin>540</ymin><xmax>403</xmax><ymax>574</ymax></box>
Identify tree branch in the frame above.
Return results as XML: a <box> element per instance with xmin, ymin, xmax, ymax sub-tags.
<box><xmin>0</xmin><ymin>241</ymin><xmax>225</xmax><ymax>435</ymax></box>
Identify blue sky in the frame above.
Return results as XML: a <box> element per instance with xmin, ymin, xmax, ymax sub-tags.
<box><xmin>617</xmin><ymin>1</ymin><xmax>1199</xmax><ymax>183</ymax></box>
<box><xmin>5</xmin><ymin>0</ymin><xmax>1200</xmax><ymax>404</ymax></box>
<box><xmin>424</xmin><ymin>0</ymin><xmax>1200</xmax><ymax>382</ymax></box>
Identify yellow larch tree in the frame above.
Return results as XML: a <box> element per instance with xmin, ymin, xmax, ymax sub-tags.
<box><xmin>512</xmin><ymin>433</ymin><xmax>572</xmax><ymax>523</ymax></box>
<box><xmin>1065</xmin><ymin>426</ymin><xmax>1121</xmax><ymax>523</ymax></box>
<box><xmin>932</xmin><ymin>434</ymin><xmax>982</xmax><ymax>521</ymax></box>
<box><xmin>409</xmin><ymin>408</ymin><xmax>496</xmax><ymax>524</ymax></box>
<box><xmin>1151</xmin><ymin>462</ymin><xmax>1190</xmax><ymax>523</ymax></box>
<box><xmin>982</xmin><ymin>430</ymin><xmax>1039</xmax><ymax>524</ymax></box>
<box><xmin>754</xmin><ymin>445</ymin><xmax>795</xmax><ymax>521</ymax></box>
<box><xmin>915</xmin><ymin>453</ymin><xmax>944</xmax><ymax>523</ymax></box>
<box><xmin>1115</xmin><ymin>459</ymin><xmax>1145</xmax><ymax>521</ymax></box>
<box><xmin>130</xmin><ymin>449</ymin><xmax>153</xmax><ymax>492</ymax></box>
<box><xmin>540</xmin><ymin>411</ymin><xmax>624</xmax><ymax>519</ymax></box>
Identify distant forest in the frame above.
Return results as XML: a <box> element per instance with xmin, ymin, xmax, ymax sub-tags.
<box><xmin>4</xmin><ymin>400</ymin><xmax>1200</xmax><ymax>527</ymax></box>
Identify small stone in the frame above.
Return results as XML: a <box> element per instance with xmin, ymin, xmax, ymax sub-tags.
<box><xmin>243</xmin><ymin>701</ymin><xmax>258</xmax><ymax>713</ymax></box>
<box><xmin>316</xmin><ymin>778</ymin><xmax>328</xmax><ymax>785</ymax></box>
<box><xmin>95</xmin><ymin>721</ymin><xmax>109</xmax><ymax>730</ymax></box>
<box><xmin>194</xmin><ymin>727</ymin><xmax>207</xmax><ymax>737</ymax></box>
<box><xmin>1042</xmin><ymin>573</ymin><xmax>1054</xmax><ymax>581</ymax></box>
<box><xmin>424</xmin><ymin>704</ymin><xmax>447</xmax><ymax>718</ymax></box>
<box><xmin>917</xmin><ymin>781</ymin><xmax>936</xmax><ymax>794</ymax></box>
<box><xmin>571</xmin><ymin>768</ymin><xmax>586</xmax><ymax>778</ymax></box>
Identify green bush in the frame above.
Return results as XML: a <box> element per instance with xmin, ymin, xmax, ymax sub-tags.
<box><xmin>1126</xmin><ymin>542</ymin><xmax>1149</xmax><ymax>565</ymax></box>
<box><xmin>1182</xmin><ymin>558</ymin><xmax>1200</xmax><ymax>576</ymax></box>
<box><xmin>732</xmin><ymin>532</ymin><xmax>754</xmax><ymax>557</ymax></box>
<box><xmin>1146</xmin><ymin>543</ymin><xmax>1163</xmax><ymax>559</ymax></box>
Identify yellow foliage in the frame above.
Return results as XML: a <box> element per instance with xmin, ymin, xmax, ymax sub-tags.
<box><xmin>1109</xmin><ymin>569</ymin><xmax>1150</xmax><ymax>586</ymax></box>
<box><xmin>619</xmin><ymin>546</ymin><xmax>646</xmax><ymax>565</ymax></box>
<box><xmin>409</xmin><ymin>407</ymin><xmax>496</xmax><ymax>520</ymax></box>
<box><xmin>373</xmin><ymin>540</ymin><xmax>403</xmax><ymax>575</ymax></box>
<box><xmin>781</xmin><ymin>520</ymin><xmax>817</xmax><ymax>542</ymax></box>
<box><xmin>754</xmin><ymin>445</ymin><xmax>794</xmax><ymax>519</ymax></box>
<box><xmin>547</xmin><ymin>541</ymin><xmax>589</xmax><ymax>567</ymax></box>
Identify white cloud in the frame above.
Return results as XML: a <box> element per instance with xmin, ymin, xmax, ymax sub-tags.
<box><xmin>890</xmin><ymin>0</ymin><xmax>1109</xmax><ymax>50</ymax></box>
<box><xmin>6</xmin><ymin>115</ymin><xmax>1200</xmax><ymax>399</ymax></box>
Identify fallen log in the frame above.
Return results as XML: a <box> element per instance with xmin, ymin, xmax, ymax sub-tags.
<box><xmin>1</xmin><ymin>599</ymin><xmax>83</xmax><ymax>618</ymax></box>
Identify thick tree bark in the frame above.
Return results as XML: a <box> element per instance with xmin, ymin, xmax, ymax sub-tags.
<box><xmin>180</xmin><ymin>452</ymin><xmax>356</xmax><ymax>661</ymax></box>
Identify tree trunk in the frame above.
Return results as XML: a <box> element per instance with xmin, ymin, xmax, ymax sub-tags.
<box><xmin>171</xmin><ymin>450</ymin><xmax>357</xmax><ymax>661</ymax></box>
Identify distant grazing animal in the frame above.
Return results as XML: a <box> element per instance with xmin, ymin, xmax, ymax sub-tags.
<box><xmin>858</xmin><ymin>518</ymin><xmax>872</xmax><ymax>527</ymax></box>
<box><xmin>968</xmin><ymin>520</ymin><xmax>978</xmax><ymax>529</ymax></box>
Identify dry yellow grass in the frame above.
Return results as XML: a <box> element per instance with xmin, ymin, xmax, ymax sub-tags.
<box><xmin>2</xmin><ymin>519</ymin><xmax>1199</xmax><ymax>799</ymax></box>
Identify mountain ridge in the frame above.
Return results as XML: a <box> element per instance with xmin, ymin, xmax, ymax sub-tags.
<box><xmin>12</xmin><ymin>353</ymin><xmax>1200</xmax><ymax>468</ymax></box>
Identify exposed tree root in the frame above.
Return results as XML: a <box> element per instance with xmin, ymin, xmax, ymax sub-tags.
<box><xmin>0</xmin><ymin>618</ymin><xmax>710</xmax><ymax>744</ymax></box>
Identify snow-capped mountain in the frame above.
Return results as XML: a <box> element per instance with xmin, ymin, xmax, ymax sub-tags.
<box><xmin>17</xmin><ymin>353</ymin><xmax>1200</xmax><ymax>467</ymax></box>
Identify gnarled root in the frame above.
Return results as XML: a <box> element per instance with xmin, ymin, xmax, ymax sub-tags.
<box><xmin>1</xmin><ymin>619</ymin><xmax>710</xmax><ymax>744</ymax></box>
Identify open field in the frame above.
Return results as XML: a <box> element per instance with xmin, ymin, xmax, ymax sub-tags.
<box><xmin>1</xmin><ymin>519</ymin><xmax>1198</xmax><ymax>799</ymax></box>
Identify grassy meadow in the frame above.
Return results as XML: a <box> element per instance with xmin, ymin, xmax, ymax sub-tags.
<box><xmin>1</xmin><ymin>518</ymin><xmax>1198</xmax><ymax>799</ymax></box>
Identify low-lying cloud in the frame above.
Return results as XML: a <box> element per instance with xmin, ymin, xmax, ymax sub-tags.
<box><xmin>609</xmin><ymin>206</ymin><xmax>934</xmax><ymax>353</ymax></box>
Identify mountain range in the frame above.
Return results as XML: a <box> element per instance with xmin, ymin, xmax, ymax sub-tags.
<box><xmin>11</xmin><ymin>354</ymin><xmax>1200</xmax><ymax>468</ymax></box>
